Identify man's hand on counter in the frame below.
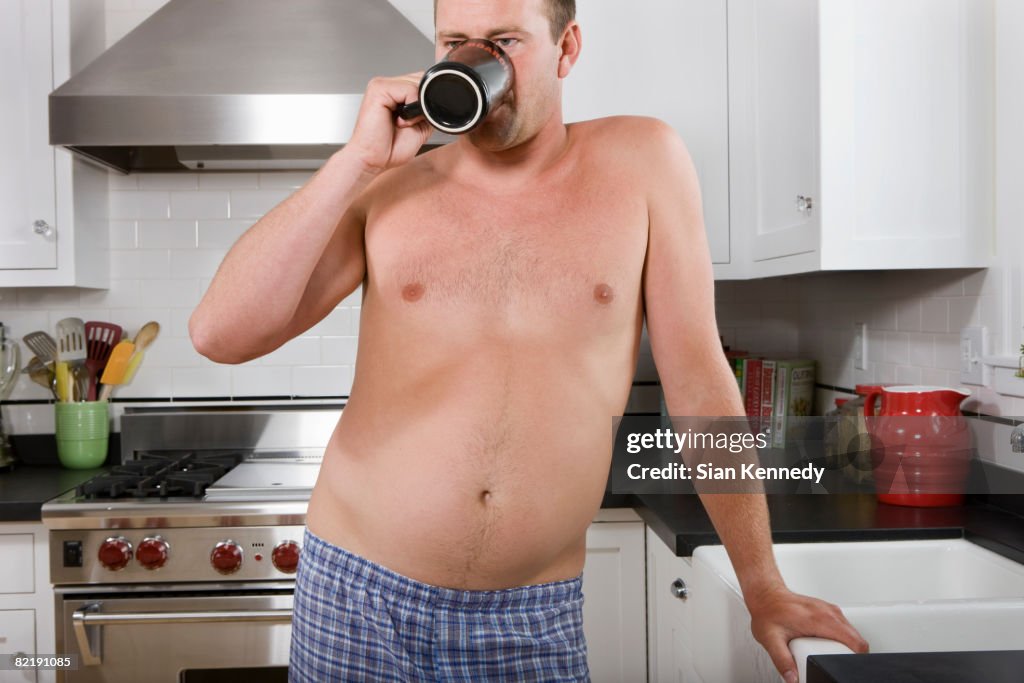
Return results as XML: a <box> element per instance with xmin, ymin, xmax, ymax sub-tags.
<box><xmin>746</xmin><ymin>584</ymin><xmax>870</xmax><ymax>683</ymax></box>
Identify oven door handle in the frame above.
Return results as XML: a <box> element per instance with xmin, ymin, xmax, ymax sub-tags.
<box><xmin>72</xmin><ymin>603</ymin><xmax>293</xmax><ymax>666</ymax></box>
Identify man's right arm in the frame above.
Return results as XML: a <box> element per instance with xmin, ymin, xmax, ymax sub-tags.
<box><xmin>189</xmin><ymin>74</ymin><xmax>431</xmax><ymax>364</ymax></box>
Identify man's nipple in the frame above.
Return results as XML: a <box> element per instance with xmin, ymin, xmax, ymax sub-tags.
<box><xmin>593</xmin><ymin>283</ymin><xmax>614</xmax><ymax>304</ymax></box>
<box><xmin>402</xmin><ymin>282</ymin><xmax>425</xmax><ymax>302</ymax></box>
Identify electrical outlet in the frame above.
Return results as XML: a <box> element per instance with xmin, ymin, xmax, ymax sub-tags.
<box><xmin>853</xmin><ymin>322</ymin><xmax>867</xmax><ymax>371</ymax></box>
<box><xmin>959</xmin><ymin>326</ymin><xmax>988</xmax><ymax>385</ymax></box>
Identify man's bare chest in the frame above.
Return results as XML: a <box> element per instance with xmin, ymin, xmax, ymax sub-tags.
<box><xmin>363</xmin><ymin>179</ymin><xmax>649</xmax><ymax>316</ymax></box>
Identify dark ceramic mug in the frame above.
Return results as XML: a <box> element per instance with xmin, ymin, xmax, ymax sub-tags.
<box><xmin>397</xmin><ymin>39</ymin><xmax>514</xmax><ymax>135</ymax></box>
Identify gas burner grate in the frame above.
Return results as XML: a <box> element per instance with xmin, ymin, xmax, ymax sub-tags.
<box><xmin>74</xmin><ymin>450</ymin><xmax>246</xmax><ymax>500</ymax></box>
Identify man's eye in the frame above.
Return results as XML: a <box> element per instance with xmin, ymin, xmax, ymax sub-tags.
<box><xmin>444</xmin><ymin>40</ymin><xmax>465</xmax><ymax>50</ymax></box>
<box><xmin>495</xmin><ymin>38</ymin><xmax>518</xmax><ymax>47</ymax></box>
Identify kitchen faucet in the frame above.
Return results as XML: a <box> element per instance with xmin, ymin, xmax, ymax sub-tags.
<box><xmin>1012</xmin><ymin>423</ymin><xmax>1024</xmax><ymax>454</ymax></box>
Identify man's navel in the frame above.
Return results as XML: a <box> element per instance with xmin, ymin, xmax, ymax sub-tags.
<box><xmin>593</xmin><ymin>283</ymin><xmax>614</xmax><ymax>304</ymax></box>
<box><xmin>402</xmin><ymin>282</ymin><xmax>425</xmax><ymax>302</ymax></box>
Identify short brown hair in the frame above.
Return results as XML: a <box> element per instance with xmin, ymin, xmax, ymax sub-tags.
<box><xmin>434</xmin><ymin>0</ymin><xmax>576</xmax><ymax>43</ymax></box>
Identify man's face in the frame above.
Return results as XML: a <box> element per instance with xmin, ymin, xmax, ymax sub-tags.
<box><xmin>435</xmin><ymin>0</ymin><xmax>566</xmax><ymax>151</ymax></box>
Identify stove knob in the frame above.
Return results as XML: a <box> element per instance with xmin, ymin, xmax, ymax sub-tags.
<box><xmin>136</xmin><ymin>536</ymin><xmax>170</xmax><ymax>570</ymax></box>
<box><xmin>98</xmin><ymin>536</ymin><xmax>133</xmax><ymax>571</ymax></box>
<box><xmin>272</xmin><ymin>540</ymin><xmax>301</xmax><ymax>574</ymax></box>
<box><xmin>211</xmin><ymin>540</ymin><xmax>243</xmax><ymax>574</ymax></box>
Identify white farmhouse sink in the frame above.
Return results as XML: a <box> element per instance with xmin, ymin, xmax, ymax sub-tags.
<box><xmin>687</xmin><ymin>539</ymin><xmax>1024</xmax><ymax>683</ymax></box>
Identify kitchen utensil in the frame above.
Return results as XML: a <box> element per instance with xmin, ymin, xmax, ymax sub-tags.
<box><xmin>863</xmin><ymin>385</ymin><xmax>972</xmax><ymax>507</ymax></box>
<box><xmin>56</xmin><ymin>318</ymin><xmax>88</xmax><ymax>402</ymax></box>
<box><xmin>122</xmin><ymin>321</ymin><xmax>160</xmax><ymax>386</ymax></box>
<box><xmin>0</xmin><ymin>323</ymin><xmax>22</xmax><ymax>471</ymax></box>
<box><xmin>84</xmin><ymin>321</ymin><xmax>122</xmax><ymax>401</ymax></box>
<box><xmin>24</xmin><ymin>356</ymin><xmax>58</xmax><ymax>398</ymax></box>
<box><xmin>22</xmin><ymin>330</ymin><xmax>58</xmax><ymax>364</ymax></box>
<box><xmin>55</xmin><ymin>361</ymin><xmax>71</xmax><ymax>402</ymax></box>
<box><xmin>98</xmin><ymin>340</ymin><xmax>136</xmax><ymax>401</ymax></box>
<box><xmin>397</xmin><ymin>39</ymin><xmax>514</xmax><ymax>134</ymax></box>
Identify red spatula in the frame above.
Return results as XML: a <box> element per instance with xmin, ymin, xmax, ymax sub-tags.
<box><xmin>84</xmin><ymin>321</ymin><xmax>122</xmax><ymax>401</ymax></box>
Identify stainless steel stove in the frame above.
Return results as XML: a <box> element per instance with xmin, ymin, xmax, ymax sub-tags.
<box><xmin>41</xmin><ymin>404</ymin><xmax>342</xmax><ymax>682</ymax></box>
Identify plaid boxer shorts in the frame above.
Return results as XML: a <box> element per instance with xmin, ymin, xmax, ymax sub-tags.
<box><xmin>288</xmin><ymin>526</ymin><xmax>591</xmax><ymax>682</ymax></box>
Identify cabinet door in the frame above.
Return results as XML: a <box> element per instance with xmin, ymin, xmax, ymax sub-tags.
<box><xmin>563</xmin><ymin>0</ymin><xmax>730</xmax><ymax>265</ymax></box>
<box><xmin>582</xmin><ymin>521</ymin><xmax>646</xmax><ymax>683</ymax></box>
<box><xmin>728</xmin><ymin>0</ymin><xmax>820</xmax><ymax>263</ymax></box>
<box><xmin>0</xmin><ymin>0</ymin><xmax>58</xmax><ymax>270</ymax></box>
<box><xmin>0</xmin><ymin>610</ymin><xmax>37</xmax><ymax>683</ymax></box>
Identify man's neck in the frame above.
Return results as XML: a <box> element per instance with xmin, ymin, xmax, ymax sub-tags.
<box><xmin>450</xmin><ymin>112</ymin><xmax>572</xmax><ymax>190</ymax></box>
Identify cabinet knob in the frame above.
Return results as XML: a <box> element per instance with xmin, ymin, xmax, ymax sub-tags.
<box><xmin>32</xmin><ymin>219</ymin><xmax>54</xmax><ymax>237</ymax></box>
<box><xmin>670</xmin><ymin>578</ymin><xmax>689</xmax><ymax>600</ymax></box>
<box><xmin>796</xmin><ymin>195</ymin><xmax>814</xmax><ymax>214</ymax></box>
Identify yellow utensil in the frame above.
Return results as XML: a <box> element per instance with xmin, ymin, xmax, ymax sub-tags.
<box><xmin>122</xmin><ymin>321</ymin><xmax>160</xmax><ymax>385</ymax></box>
<box><xmin>98</xmin><ymin>340</ymin><xmax>135</xmax><ymax>401</ymax></box>
<box><xmin>55</xmin><ymin>361</ymin><xmax>70</xmax><ymax>402</ymax></box>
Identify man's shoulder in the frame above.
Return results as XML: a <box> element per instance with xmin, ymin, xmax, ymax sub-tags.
<box><xmin>572</xmin><ymin>115</ymin><xmax>688</xmax><ymax>166</ymax></box>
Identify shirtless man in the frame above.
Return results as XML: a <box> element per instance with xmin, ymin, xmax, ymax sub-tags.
<box><xmin>189</xmin><ymin>0</ymin><xmax>868</xmax><ymax>680</ymax></box>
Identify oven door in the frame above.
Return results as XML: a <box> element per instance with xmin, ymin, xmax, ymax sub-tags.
<box><xmin>57</xmin><ymin>587</ymin><xmax>293</xmax><ymax>683</ymax></box>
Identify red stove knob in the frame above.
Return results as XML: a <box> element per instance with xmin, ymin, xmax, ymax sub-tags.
<box><xmin>136</xmin><ymin>536</ymin><xmax>170</xmax><ymax>570</ymax></box>
<box><xmin>98</xmin><ymin>536</ymin><xmax>133</xmax><ymax>571</ymax></box>
<box><xmin>272</xmin><ymin>540</ymin><xmax>301</xmax><ymax>574</ymax></box>
<box><xmin>211</xmin><ymin>540</ymin><xmax>243</xmax><ymax>574</ymax></box>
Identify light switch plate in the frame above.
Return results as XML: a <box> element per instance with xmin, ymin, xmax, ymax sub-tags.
<box><xmin>960</xmin><ymin>326</ymin><xmax>988</xmax><ymax>385</ymax></box>
<box><xmin>853</xmin><ymin>322</ymin><xmax>867</xmax><ymax>371</ymax></box>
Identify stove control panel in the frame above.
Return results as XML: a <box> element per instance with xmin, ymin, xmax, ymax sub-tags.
<box><xmin>50</xmin><ymin>526</ymin><xmax>306</xmax><ymax>584</ymax></box>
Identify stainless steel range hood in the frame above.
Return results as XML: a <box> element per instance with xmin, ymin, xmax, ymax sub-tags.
<box><xmin>49</xmin><ymin>0</ymin><xmax>438</xmax><ymax>173</ymax></box>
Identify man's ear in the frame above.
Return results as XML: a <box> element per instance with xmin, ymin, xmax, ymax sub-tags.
<box><xmin>557</xmin><ymin>21</ymin><xmax>582</xmax><ymax>79</ymax></box>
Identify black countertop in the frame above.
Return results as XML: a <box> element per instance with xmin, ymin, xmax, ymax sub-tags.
<box><xmin>0</xmin><ymin>464</ymin><xmax>108</xmax><ymax>522</ymax></box>
<box><xmin>807</xmin><ymin>651</ymin><xmax>1024</xmax><ymax>683</ymax></box>
<box><xmin>633</xmin><ymin>491</ymin><xmax>1024</xmax><ymax>563</ymax></box>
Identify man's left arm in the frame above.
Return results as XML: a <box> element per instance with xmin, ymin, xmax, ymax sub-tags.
<box><xmin>638</xmin><ymin>118</ymin><xmax>868</xmax><ymax>683</ymax></box>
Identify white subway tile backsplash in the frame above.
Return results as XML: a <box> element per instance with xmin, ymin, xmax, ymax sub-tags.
<box><xmin>948</xmin><ymin>296</ymin><xmax>981</xmax><ymax>331</ymax></box>
<box><xmin>933</xmin><ymin>334</ymin><xmax>962</xmax><ymax>372</ymax></box>
<box><xmin>197</xmin><ymin>219</ymin><xmax>253</xmax><ymax>249</ymax></box>
<box><xmin>198</xmin><ymin>173</ymin><xmax>260</xmax><ymax>190</ymax></box>
<box><xmin>258</xmin><ymin>171</ymin><xmax>315</xmax><ymax>189</ymax></box>
<box><xmin>109</xmin><ymin>249</ymin><xmax>171</xmax><ymax>279</ymax></box>
<box><xmin>321</xmin><ymin>336</ymin><xmax>359</xmax><ymax>365</ymax></box>
<box><xmin>169</xmin><ymin>249</ymin><xmax>227</xmax><ymax>280</ymax></box>
<box><xmin>896</xmin><ymin>300</ymin><xmax>922</xmax><ymax>332</ymax></box>
<box><xmin>170</xmin><ymin>191</ymin><xmax>231</xmax><ymax>220</ymax></box>
<box><xmin>259</xmin><ymin>336</ymin><xmax>322</xmax><ymax>366</ymax></box>
<box><xmin>110</xmin><ymin>190</ymin><xmax>170</xmax><ymax>219</ymax></box>
<box><xmin>106</xmin><ymin>171</ymin><xmax>138</xmax><ymax>190</ymax></box>
<box><xmin>138</xmin><ymin>279</ymin><xmax>202</xmax><ymax>308</ymax></box>
<box><xmin>883</xmin><ymin>332</ymin><xmax>909</xmax><ymax>365</ymax></box>
<box><xmin>172</xmin><ymin>366</ymin><xmax>232</xmax><ymax>398</ymax></box>
<box><xmin>231</xmin><ymin>365</ymin><xmax>292</xmax><ymax>397</ymax></box>
<box><xmin>138</xmin><ymin>220</ymin><xmax>198</xmax><ymax>249</ymax></box>
<box><xmin>78</xmin><ymin>279</ymin><xmax>142</xmax><ymax>310</ymax></box>
<box><xmin>143</xmin><ymin>336</ymin><xmax>203</xmax><ymax>368</ymax></box>
<box><xmin>229</xmin><ymin>189</ymin><xmax>293</xmax><ymax>218</ymax></box>
<box><xmin>920</xmin><ymin>298</ymin><xmax>948</xmax><ymax>333</ymax></box>
<box><xmin>292</xmin><ymin>365</ymin><xmax>353</xmax><ymax>397</ymax></box>
<box><xmin>138</xmin><ymin>173</ymin><xmax>199</xmax><ymax>191</ymax></box>
<box><xmin>109</xmin><ymin>221</ymin><xmax>138</xmax><ymax>249</ymax></box>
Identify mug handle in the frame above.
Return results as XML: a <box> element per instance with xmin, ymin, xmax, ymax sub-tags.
<box><xmin>862</xmin><ymin>391</ymin><xmax>881</xmax><ymax>418</ymax></box>
<box><xmin>396</xmin><ymin>101</ymin><xmax>423</xmax><ymax>121</ymax></box>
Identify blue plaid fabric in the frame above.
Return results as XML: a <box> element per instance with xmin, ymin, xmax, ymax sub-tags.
<box><xmin>288</xmin><ymin>526</ymin><xmax>590</xmax><ymax>682</ymax></box>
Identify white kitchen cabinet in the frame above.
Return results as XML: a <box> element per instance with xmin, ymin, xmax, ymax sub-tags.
<box><xmin>646</xmin><ymin>525</ymin><xmax>702</xmax><ymax>683</ymax></box>
<box><xmin>563</xmin><ymin>0</ymin><xmax>731</xmax><ymax>266</ymax></box>
<box><xmin>0</xmin><ymin>0</ymin><xmax>108</xmax><ymax>288</ymax></box>
<box><xmin>728</xmin><ymin>0</ymin><xmax>994</xmax><ymax>277</ymax></box>
<box><xmin>582</xmin><ymin>514</ymin><xmax>647</xmax><ymax>683</ymax></box>
<box><xmin>0</xmin><ymin>523</ymin><xmax>55</xmax><ymax>683</ymax></box>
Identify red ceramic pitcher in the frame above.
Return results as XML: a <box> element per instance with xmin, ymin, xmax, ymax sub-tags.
<box><xmin>863</xmin><ymin>385</ymin><xmax>972</xmax><ymax>507</ymax></box>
